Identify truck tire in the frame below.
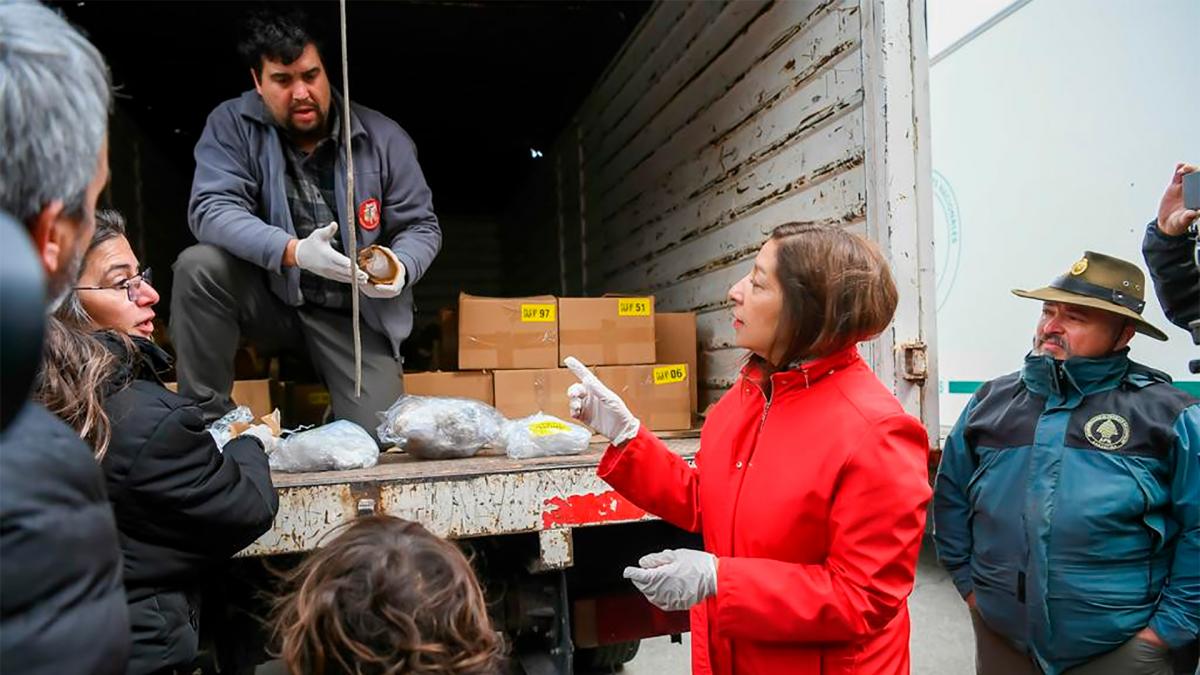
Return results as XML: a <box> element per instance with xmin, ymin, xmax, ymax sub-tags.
<box><xmin>575</xmin><ymin>640</ymin><xmax>640</xmax><ymax>671</ymax></box>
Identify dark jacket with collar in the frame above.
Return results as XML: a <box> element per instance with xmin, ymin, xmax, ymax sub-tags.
<box><xmin>188</xmin><ymin>90</ymin><xmax>442</xmax><ymax>357</ymax></box>
<box><xmin>933</xmin><ymin>350</ymin><xmax>1199</xmax><ymax>674</ymax></box>
<box><xmin>0</xmin><ymin>401</ymin><xmax>130</xmax><ymax>675</ymax></box>
<box><xmin>97</xmin><ymin>334</ymin><xmax>278</xmax><ymax>675</ymax></box>
<box><xmin>1142</xmin><ymin>219</ymin><xmax>1199</xmax><ymax>331</ymax></box>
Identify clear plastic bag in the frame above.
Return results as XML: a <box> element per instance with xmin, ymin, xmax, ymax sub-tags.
<box><xmin>377</xmin><ymin>395</ymin><xmax>505</xmax><ymax>460</ymax></box>
<box><xmin>500</xmin><ymin>413</ymin><xmax>591</xmax><ymax>460</ymax></box>
<box><xmin>207</xmin><ymin>405</ymin><xmax>254</xmax><ymax>451</ymax></box>
<box><xmin>269</xmin><ymin>420</ymin><xmax>379</xmax><ymax>473</ymax></box>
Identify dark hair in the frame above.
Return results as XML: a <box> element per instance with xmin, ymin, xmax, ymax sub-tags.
<box><xmin>752</xmin><ymin>222</ymin><xmax>898</xmax><ymax>372</ymax></box>
<box><xmin>238</xmin><ymin>8</ymin><xmax>322</xmax><ymax>77</ymax></box>
<box><xmin>271</xmin><ymin>516</ymin><xmax>505</xmax><ymax>675</ymax></box>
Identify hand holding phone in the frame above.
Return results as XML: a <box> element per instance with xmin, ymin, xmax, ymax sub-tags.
<box><xmin>1158</xmin><ymin>163</ymin><xmax>1199</xmax><ymax>237</ymax></box>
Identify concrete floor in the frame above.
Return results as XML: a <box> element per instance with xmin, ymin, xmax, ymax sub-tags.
<box><xmin>621</xmin><ymin>537</ymin><xmax>975</xmax><ymax>675</ymax></box>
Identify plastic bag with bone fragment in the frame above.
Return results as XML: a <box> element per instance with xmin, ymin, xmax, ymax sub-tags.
<box><xmin>376</xmin><ymin>395</ymin><xmax>505</xmax><ymax>459</ymax></box>
<box><xmin>206</xmin><ymin>405</ymin><xmax>255</xmax><ymax>451</ymax></box>
<box><xmin>268</xmin><ymin>419</ymin><xmax>379</xmax><ymax>473</ymax></box>
<box><xmin>500</xmin><ymin>413</ymin><xmax>591</xmax><ymax>460</ymax></box>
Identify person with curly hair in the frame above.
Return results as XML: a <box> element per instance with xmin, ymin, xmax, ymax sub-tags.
<box><xmin>272</xmin><ymin>515</ymin><xmax>505</xmax><ymax>675</ymax></box>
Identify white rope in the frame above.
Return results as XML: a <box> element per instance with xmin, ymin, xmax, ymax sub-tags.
<box><xmin>339</xmin><ymin>0</ymin><xmax>362</xmax><ymax>397</ymax></box>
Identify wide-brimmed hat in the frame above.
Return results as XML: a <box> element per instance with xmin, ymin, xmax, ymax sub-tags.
<box><xmin>1012</xmin><ymin>250</ymin><xmax>1168</xmax><ymax>341</ymax></box>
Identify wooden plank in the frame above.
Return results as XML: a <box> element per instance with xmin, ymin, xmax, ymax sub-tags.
<box><xmin>600</xmin><ymin>68</ymin><xmax>863</xmax><ymax>257</ymax></box>
<box><xmin>590</xmin><ymin>0</ymin><xmax>854</xmax><ymax>198</ymax></box>
<box><xmin>648</xmin><ymin>210</ymin><xmax>867</xmax><ymax>316</ymax></box>
<box><xmin>578</xmin><ymin>2</ymin><xmax>692</xmax><ymax>138</ymax></box>
<box><xmin>860</xmin><ymin>0</ymin><xmax>936</xmax><ymax>434</ymax></box>
<box><xmin>597</xmin><ymin>2</ymin><xmax>861</xmax><ymax>229</ymax></box>
<box><xmin>701</xmin><ymin>347</ymin><xmax>746</xmax><ymax>390</ymax></box>
<box><xmin>607</xmin><ymin>162</ymin><xmax>867</xmax><ymax>292</ymax></box>
<box><xmin>582</xmin><ymin>1</ymin><xmax>731</xmax><ymax>159</ymax></box>
<box><xmin>584</xmin><ymin>1</ymin><xmax>826</xmax><ymax>247</ymax></box>
<box><xmin>584</xmin><ymin>0</ymin><xmax>768</xmax><ymax>172</ymax></box>
<box><xmin>604</xmin><ymin>104</ymin><xmax>865</xmax><ymax>276</ymax></box>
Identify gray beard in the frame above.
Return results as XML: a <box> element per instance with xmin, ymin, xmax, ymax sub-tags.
<box><xmin>1032</xmin><ymin>335</ymin><xmax>1072</xmax><ymax>360</ymax></box>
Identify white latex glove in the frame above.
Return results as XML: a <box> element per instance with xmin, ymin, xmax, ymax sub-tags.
<box><xmin>294</xmin><ymin>222</ymin><xmax>369</xmax><ymax>285</ymax></box>
<box><xmin>564</xmin><ymin>356</ymin><xmax>640</xmax><ymax>445</ymax></box>
<box><xmin>623</xmin><ymin>549</ymin><xmax>718</xmax><ymax>611</ymax></box>
<box><xmin>240</xmin><ymin>424</ymin><xmax>280</xmax><ymax>454</ymax></box>
<box><xmin>360</xmin><ymin>248</ymin><xmax>406</xmax><ymax>299</ymax></box>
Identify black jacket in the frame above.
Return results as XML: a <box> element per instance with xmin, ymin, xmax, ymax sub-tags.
<box><xmin>98</xmin><ymin>335</ymin><xmax>278</xmax><ymax>675</ymax></box>
<box><xmin>0</xmin><ymin>401</ymin><xmax>131</xmax><ymax>675</ymax></box>
<box><xmin>1143</xmin><ymin>219</ymin><xmax>1199</xmax><ymax>331</ymax></box>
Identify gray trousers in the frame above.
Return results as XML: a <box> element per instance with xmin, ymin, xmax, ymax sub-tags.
<box><xmin>169</xmin><ymin>244</ymin><xmax>403</xmax><ymax>438</ymax></box>
<box><xmin>970</xmin><ymin>607</ymin><xmax>1178</xmax><ymax>675</ymax></box>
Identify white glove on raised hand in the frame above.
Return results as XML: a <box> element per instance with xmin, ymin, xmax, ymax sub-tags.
<box><xmin>359</xmin><ymin>247</ymin><xmax>406</xmax><ymax>300</ymax></box>
<box><xmin>564</xmin><ymin>356</ymin><xmax>640</xmax><ymax>446</ymax></box>
<box><xmin>623</xmin><ymin>549</ymin><xmax>718</xmax><ymax>611</ymax></box>
<box><xmin>240</xmin><ymin>424</ymin><xmax>280</xmax><ymax>454</ymax></box>
<box><xmin>295</xmin><ymin>222</ymin><xmax>369</xmax><ymax>285</ymax></box>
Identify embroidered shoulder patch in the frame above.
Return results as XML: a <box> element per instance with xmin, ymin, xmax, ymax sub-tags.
<box><xmin>1083</xmin><ymin>413</ymin><xmax>1130</xmax><ymax>450</ymax></box>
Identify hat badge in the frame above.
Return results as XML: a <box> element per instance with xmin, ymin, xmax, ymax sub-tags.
<box><xmin>1070</xmin><ymin>258</ymin><xmax>1088</xmax><ymax>275</ymax></box>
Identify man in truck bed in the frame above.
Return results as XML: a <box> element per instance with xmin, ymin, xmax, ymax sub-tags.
<box><xmin>170</xmin><ymin>9</ymin><xmax>441</xmax><ymax>434</ymax></box>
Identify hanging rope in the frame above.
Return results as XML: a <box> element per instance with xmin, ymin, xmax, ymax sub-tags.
<box><xmin>339</xmin><ymin>0</ymin><xmax>362</xmax><ymax>397</ymax></box>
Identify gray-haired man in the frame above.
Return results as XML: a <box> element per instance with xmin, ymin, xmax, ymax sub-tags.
<box><xmin>0</xmin><ymin>2</ymin><xmax>129</xmax><ymax>673</ymax></box>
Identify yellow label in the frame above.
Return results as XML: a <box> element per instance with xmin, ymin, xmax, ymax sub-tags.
<box><xmin>653</xmin><ymin>364</ymin><xmax>688</xmax><ymax>385</ymax></box>
<box><xmin>529</xmin><ymin>420</ymin><xmax>571</xmax><ymax>437</ymax></box>
<box><xmin>307</xmin><ymin>391</ymin><xmax>331</xmax><ymax>406</ymax></box>
<box><xmin>520</xmin><ymin>304</ymin><xmax>556</xmax><ymax>322</ymax></box>
<box><xmin>617</xmin><ymin>297</ymin><xmax>652</xmax><ymax>317</ymax></box>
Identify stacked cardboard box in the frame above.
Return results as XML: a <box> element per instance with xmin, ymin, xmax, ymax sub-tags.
<box><xmin>404</xmin><ymin>294</ymin><xmax>697</xmax><ymax>433</ymax></box>
<box><xmin>404</xmin><ymin>371</ymin><xmax>494</xmax><ymax>405</ymax></box>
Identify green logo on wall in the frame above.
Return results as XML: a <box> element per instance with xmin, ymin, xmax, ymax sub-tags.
<box><xmin>932</xmin><ymin>170</ymin><xmax>962</xmax><ymax>312</ymax></box>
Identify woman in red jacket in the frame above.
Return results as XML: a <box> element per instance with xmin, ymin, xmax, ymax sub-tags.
<box><xmin>565</xmin><ymin>222</ymin><xmax>931</xmax><ymax>675</ymax></box>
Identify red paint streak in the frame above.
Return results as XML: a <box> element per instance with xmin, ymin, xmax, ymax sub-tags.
<box><xmin>542</xmin><ymin>490</ymin><xmax>646</xmax><ymax>528</ymax></box>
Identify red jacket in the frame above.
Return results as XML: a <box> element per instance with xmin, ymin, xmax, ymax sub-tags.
<box><xmin>598</xmin><ymin>347</ymin><xmax>931</xmax><ymax>675</ymax></box>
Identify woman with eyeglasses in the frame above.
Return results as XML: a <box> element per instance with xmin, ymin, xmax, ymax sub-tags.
<box><xmin>38</xmin><ymin>210</ymin><xmax>279</xmax><ymax>675</ymax></box>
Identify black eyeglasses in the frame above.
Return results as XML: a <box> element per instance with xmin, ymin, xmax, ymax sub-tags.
<box><xmin>74</xmin><ymin>267</ymin><xmax>152</xmax><ymax>302</ymax></box>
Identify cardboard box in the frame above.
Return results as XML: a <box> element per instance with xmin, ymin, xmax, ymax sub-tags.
<box><xmin>404</xmin><ymin>371</ymin><xmax>494</xmax><ymax>405</ymax></box>
<box><xmin>492</xmin><ymin>368</ymin><xmax>577</xmax><ymax>421</ymax></box>
<box><xmin>458</xmin><ymin>293</ymin><xmax>559</xmax><ymax>370</ymax></box>
<box><xmin>558</xmin><ymin>297</ymin><xmax>656</xmax><ymax>366</ymax></box>
<box><xmin>655</xmin><ymin>312</ymin><xmax>698</xmax><ymax>414</ymax></box>
<box><xmin>164</xmin><ymin>379</ymin><xmax>273</xmax><ymax>421</ymax></box>
<box><xmin>595</xmin><ymin>365</ymin><xmax>690</xmax><ymax>431</ymax></box>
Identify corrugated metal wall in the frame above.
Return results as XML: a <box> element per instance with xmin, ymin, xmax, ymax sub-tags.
<box><xmin>560</xmin><ymin>0</ymin><xmax>868</xmax><ymax>409</ymax></box>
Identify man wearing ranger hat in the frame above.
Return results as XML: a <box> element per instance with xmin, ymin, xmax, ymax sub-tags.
<box><xmin>933</xmin><ymin>251</ymin><xmax>1198</xmax><ymax>675</ymax></box>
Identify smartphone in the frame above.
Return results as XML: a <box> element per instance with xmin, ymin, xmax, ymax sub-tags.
<box><xmin>1185</xmin><ymin>171</ymin><xmax>1200</xmax><ymax>211</ymax></box>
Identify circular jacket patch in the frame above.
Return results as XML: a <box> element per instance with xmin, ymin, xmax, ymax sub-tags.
<box><xmin>1084</xmin><ymin>413</ymin><xmax>1130</xmax><ymax>451</ymax></box>
<box><xmin>357</xmin><ymin>198</ymin><xmax>381</xmax><ymax>231</ymax></box>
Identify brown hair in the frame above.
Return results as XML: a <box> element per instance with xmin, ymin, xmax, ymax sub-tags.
<box><xmin>35</xmin><ymin>319</ymin><xmax>126</xmax><ymax>459</ymax></box>
<box><xmin>37</xmin><ymin>210</ymin><xmax>133</xmax><ymax>459</ymax></box>
<box><xmin>271</xmin><ymin>516</ymin><xmax>505</xmax><ymax>675</ymax></box>
<box><xmin>754</xmin><ymin>222</ymin><xmax>898</xmax><ymax>371</ymax></box>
